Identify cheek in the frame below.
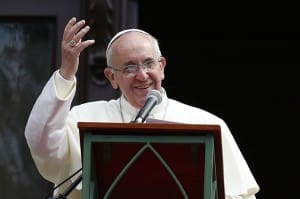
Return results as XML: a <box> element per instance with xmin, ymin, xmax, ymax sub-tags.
<box><xmin>116</xmin><ymin>76</ymin><xmax>131</xmax><ymax>91</ymax></box>
<box><xmin>112</xmin><ymin>74</ymin><xmax>126</xmax><ymax>90</ymax></box>
<box><xmin>151</xmin><ymin>69</ymin><xmax>165</xmax><ymax>82</ymax></box>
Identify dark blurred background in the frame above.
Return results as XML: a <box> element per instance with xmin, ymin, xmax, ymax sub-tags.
<box><xmin>0</xmin><ymin>0</ymin><xmax>299</xmax><ymax>198</ymax></box>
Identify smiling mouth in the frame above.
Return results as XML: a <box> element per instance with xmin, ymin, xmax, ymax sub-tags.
<box><xmin>135</xmin><ymin>83</ymin><xmax>152</xmax><ymax>89</ymax></box>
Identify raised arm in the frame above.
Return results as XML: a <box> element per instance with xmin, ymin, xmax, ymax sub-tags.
<box><xmin>24</xmin><ymin>17</ymin><xmax>94</xmax><ymax>184</ymax></box>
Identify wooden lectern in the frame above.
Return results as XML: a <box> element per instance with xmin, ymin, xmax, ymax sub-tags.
<box><xmin>78</xmin><ymin>121</ymin><xmax>225</xmax><ymax>199</ymax></box>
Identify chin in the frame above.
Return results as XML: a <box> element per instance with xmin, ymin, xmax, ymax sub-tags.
<box><xmin>136</xmin><ymin>98</ymin><xmax>147</xmax><ymax>108</ymax></box>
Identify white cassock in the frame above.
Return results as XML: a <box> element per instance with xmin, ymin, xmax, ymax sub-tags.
<box><xmin>25</xmin><ymin>70</ymin><xmax>259</xmax><ymax>199</ymax></box>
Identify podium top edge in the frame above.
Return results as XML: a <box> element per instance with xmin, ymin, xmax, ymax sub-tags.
<box><xmin>78</xmin><ymin>121</ymin><xmax>221</xmax><ymax>134</ymax></box>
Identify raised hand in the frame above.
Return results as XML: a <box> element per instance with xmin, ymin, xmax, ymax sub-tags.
<box><xmin>60</xmin><ymin>17</ymin><xmax>95</xmax><ymax>80</ymax></box>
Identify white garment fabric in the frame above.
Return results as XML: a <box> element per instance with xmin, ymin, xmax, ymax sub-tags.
<box><xmin>25</xmin><ymin>70</ymin><xmax>259</xmax><ymax>199</ymax></box>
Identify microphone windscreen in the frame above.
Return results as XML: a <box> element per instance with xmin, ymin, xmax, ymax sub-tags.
<box><xmin>147</xmin><ymin>90</ymin><xmax>162</xmax><ymax>104</ymax></box>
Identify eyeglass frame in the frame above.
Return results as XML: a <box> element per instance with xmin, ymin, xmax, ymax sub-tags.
<box><xmin>107</xmin><ymin>56</ymin><xmax>162</xmax><ymax>75</ymax></box>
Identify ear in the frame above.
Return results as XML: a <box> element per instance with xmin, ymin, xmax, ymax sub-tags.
<box><xmin>104</xmin><ymin>67</ymin><xmax>119</xmax><ymax>89</ymax></box>
<box><xmin>159</xmin><ymin>56</ymin><xmax>166</xmax><ymax>80</ymax></box>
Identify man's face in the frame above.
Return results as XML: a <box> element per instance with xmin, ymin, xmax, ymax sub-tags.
<box><xmin>104</xmin><ymin>32</ymin><xmax>166</xmax><ymax>108</ymax></box>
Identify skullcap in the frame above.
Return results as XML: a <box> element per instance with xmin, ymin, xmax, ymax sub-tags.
<box><xmin>105</xmin><ymin>29</ymin><xmax>151</xmax><ymax>58</ymax></box>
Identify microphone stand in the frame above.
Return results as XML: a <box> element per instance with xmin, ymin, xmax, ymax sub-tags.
<box><xmin>43</xmin><ymin>168</ymin><xmax>82</xmax><ymax>199</ymax></box>
<box><xmin>49</xmin><ymin>174</ymin><xmax>82</xmax><ymax>199</ymax></box>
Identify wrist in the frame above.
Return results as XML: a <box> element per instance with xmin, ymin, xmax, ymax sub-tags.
<box><xmin>59</xmin><ymin>68</ymin><xmax>75</xmax><ymax>81</ymax></box>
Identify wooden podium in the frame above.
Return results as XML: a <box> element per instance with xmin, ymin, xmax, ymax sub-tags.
<box><xmin>78</xmin><ymin>121</ymin><xmax>225</xmax><ymax>199</ymax></box>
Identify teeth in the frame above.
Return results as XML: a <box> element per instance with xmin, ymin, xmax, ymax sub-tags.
<box><xmin>135</xmin><ymin>83</ymin><xmax>152</xmax><ymax>89</ymax></box>
<box><xmin>136</xmin><ymin>85</ymin><xmax>149</xmax><ymax>89</ymax></box>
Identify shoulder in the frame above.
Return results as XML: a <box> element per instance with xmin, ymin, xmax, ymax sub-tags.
<box><xmin>166</xmin><ymin>98</ymin><xmax>226</xmax><ymax>125</ymax></box>
<box><xmin>69</xmin><ymin>98</ymin><xmax>120</xmax><ymax>120</ymax></box>
<box><xmin>73</xmin><ymin>98</ymin><xmax>118</xmax><ymax>109</ymax></box>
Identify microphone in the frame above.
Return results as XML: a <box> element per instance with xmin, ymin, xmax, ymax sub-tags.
<box><xmin>133</xmin><ymin>90</ymin><xmax>162</xmax><ymax>123</ymax></box>
<box><xmin>53</xmin><ymin>174</ymin><xmax>82</xmax><ymax>199</ymax></box>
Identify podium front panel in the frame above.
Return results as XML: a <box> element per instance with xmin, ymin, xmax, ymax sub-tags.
<box><xmin>79</xmin><ymin>122</ymin><xmax>224</xmax><ymax>199</ymax></box>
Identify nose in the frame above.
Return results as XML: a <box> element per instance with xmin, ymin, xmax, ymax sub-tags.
<box><xmin>134</xmin><ymin>66</ymin><xmax>149</xmax><ymax>80</ymax></box>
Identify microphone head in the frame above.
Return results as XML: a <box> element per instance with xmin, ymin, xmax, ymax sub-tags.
<box><xmin>147</xmin><ymin>89</ymin><xmax>162</xmax><ymax>105</ymax></box>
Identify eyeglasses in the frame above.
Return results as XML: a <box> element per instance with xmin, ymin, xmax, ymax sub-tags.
<box><xmin>108</xmin><ymin>57</ymin><xmax>162</xmax><ymax>75</ymax></box>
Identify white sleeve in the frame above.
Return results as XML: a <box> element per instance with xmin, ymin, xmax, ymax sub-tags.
<box><xmin>220</xmin><ymin>121</ymin><xmax>260</xmax><ymax>198</ymax></box>
<box><xmin>24</xmin><ymin>70</ymin><xmax>79</xmax><ymax>184</ymax></box>
<box><xmin>53</xmin><ymin>70</ymin><xmax>76</xmax><ymax>100</ymax></box>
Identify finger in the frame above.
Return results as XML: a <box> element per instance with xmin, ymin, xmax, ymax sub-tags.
<box><xmin>77</xmin><ymin>39</ymin><xmax>95</xmax><ymax>52</ymax></box>
<box><xmin>66</xmin><ymin>26</ymin><xmax>89</xmax><ymax>49</ymax></box>
<box><xmin>65</xmin><ymin>20</ymin><xmax>86</xmax><ymax>42</ymax></box>
<box><xmin>72</xmin><ymin>25</ymin><xmax>91</xmax><ymax>43</ymax></box>
<box><xmin>63</xmin><ymin>17</ymin><xmax>76</xmax><ymax>40</ymax></box>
